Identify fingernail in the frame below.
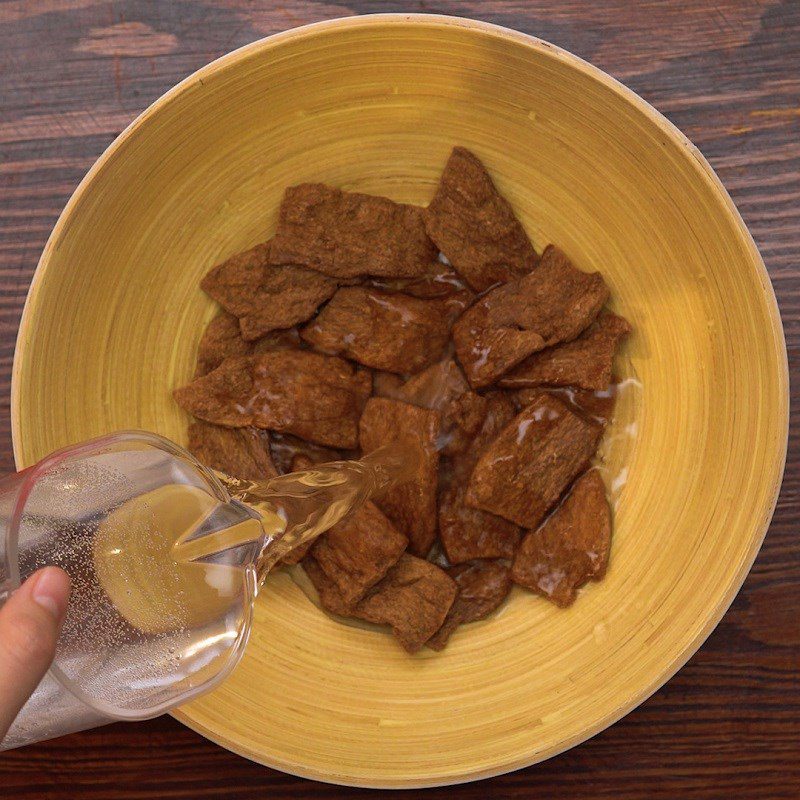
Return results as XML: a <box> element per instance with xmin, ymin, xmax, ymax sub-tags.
<box><xmin>31</xmin><ymin>568</ymin><xmax>70</xmax><ymax>619</ymax></box>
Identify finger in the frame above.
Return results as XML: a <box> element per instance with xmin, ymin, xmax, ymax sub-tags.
<box><xmin>0</xmin><ymin>567</ymin><xmax>71</xmax><ymax>738</ymax></box>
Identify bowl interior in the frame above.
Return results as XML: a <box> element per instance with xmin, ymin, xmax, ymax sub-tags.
<box><xmin>13</xmin><ymin>16</ymin><xmax>787</xmax><ymax>788</ymax></box>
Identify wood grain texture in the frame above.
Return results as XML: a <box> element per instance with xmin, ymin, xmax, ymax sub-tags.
<box><xmin>0</xmin><ymin>1</ymin><xmax>798</xmax><ymax>798</ymax></box>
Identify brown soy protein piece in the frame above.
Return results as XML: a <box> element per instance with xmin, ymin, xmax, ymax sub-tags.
<box><xmin>359</xmin><ymin>397</ymin><xmax>441</xmax><ymax>557</ymax></box>
<box><xmin>173</xmin><ymin>351</ymin><xmax>372</xmax><ymax>449</ymax></box>
<box><xmin>371</xmin><ymin>364</ymin><xmax>490</xmax><ymax>455</ymax></box>
<box><xmin>445</xmin><ymin>391</ymin><xmax>491</xmax><ymax>454</ymax></box>
<box><xmin>396</xmin><ymin>358</ymin><xmax>471</xmax><ymax>408</ymax></box>
<box><xmin>512</xmin><ymin>469</ymin><xmax>612</xmax><ymax>607</ymax></box>
<box><xmin>447</xmin><ymin>391</ymin><xmax>518</xmax><ymax>484</ymax></box>
<box><xmin>310</xmin><ymin>501</ymin><xmax>407</xmax><ymax>606</ymax></box>
<box><xmin>514</xmin><ymin>383</ymin><xmax>620</xmax><ymax>429</ymax></box>
<box><xmin>424</xmin><ymin>147</ymin><xmax>539</xmax><ymax>291</ymax></box>
<box><xmin>303</xmin><ymin>554</ymin><xmax>457</xmax><ymax>653</ymax></box>
<box><xmin>196</xmin><ymin>312</ymin><xmax>253</xmax><ymax>376</ymax></box>
<box><xmin>201</xmin><ymin>242</ymin><xmax>338</xmax><ymax>341</ymax></box>
<box><xmin>187</xmin><ymin>420</ymin><xmax>277</xmax><ymax>480</ymax></box>
<box><xmin>270</xmin><ymin>183</ymin><xmax>436</xmax><ymax>279</ymax></box>
<box><xmin>302</xmin><ymin>556</ymin><xmax>353</xmax><ymax>617</ymax></box>
<box><xmin>466</xmin><ymin>392</ymin><xmax>602</xmax><ymax>530</ymax></box>
<box><xmin>394</xmin><ymin>359</ymin><xmax>488</xmax><ymax>455</ymax></box>
<box><xmin>438</xmin><ymin>484</ymin><xmax>521</xmax><ymax>564</ymax></box>
<box><xmin>427</xmin><ymin>560</ymin><xmax>512</xmax><ymax>650</ymax></box>
<box><xmin>452</xmin><ymin>325</ymin><xmax>546</xmax><ymax>390</ymax></box>
<box><xmin>301</xmin><ymin>287</ymin><xmax>451</xmax><ymax>375</ymax></box>
<box><xmin>500</xmin><ymin>311</ymin><xmax>632</xmax><ymax>391</ymax></box>
<box><xmin>453</xmin><ymin>245</ymin><xmax>609</xmax><ymax>388</ymax></box>
<box><xmin>355</xmin><ymin>554</ymin><xmax>457</xmax><ymax>653</ymax></box>
<box><xmin>237</xmin><ymin>264</ymin><xmax>337</xmax><ymax>341</ymax></box>
<box><xmin>438</xmin><ymin>391</ymin><xmax>521</xmax><ymax>563</ymax></box>
<box><xmin>495</xmin><ymin>244</ymin><xmax>610</xmax><ymax>345</ymax></box>
<box><xmin>200</xmin><ymin>241</ymin><xmax>270</xmax><ymax>310</ymax></box>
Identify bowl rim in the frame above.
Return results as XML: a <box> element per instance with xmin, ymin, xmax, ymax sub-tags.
<box><xmin>12</xmin><ymin>12</ymin><xmax>789</xmax><ymax>789</ymax></box>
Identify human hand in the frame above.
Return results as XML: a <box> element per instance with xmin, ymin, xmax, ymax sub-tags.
<box><xmin>0</xmin><ymin>568</ymin><xmax>71</xmax><ymax>740</ymax></box>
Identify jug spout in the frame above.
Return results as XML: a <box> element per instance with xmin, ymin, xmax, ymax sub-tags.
<box><xmin>179</xmin><ymin>441</ymin><xmax>420</xmax><ymax>583</ymax></box>
<box><xmin>170</xmin><ymin>498</ymin><xmax>274</xmax><ymax>572</ymax></box>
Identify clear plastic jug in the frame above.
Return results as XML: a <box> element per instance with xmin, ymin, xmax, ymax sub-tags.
<box><xmin>0</xmin><ymin>431</ymin><xmax>271</xmax><ymax>749</ymax></box>
<box><xmin>0</xmin><ymin>429</ymin><xmax>408</xmax><ymax>750</ymax></box>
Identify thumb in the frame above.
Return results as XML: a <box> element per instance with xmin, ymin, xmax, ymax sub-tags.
<box><xmin>0</xmin><ymin>567</ymin><xmax>71</xmax><ymax>740</ymax></box>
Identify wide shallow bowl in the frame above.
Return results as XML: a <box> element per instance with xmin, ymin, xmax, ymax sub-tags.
<box><xmin>12</xmin><ymin>14</ymin><xmax>788</xmax><ymax>789</ymax></box>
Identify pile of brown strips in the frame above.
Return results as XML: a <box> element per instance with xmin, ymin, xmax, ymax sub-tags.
<box><xmin>174</xmin><ymin>147</ymin><xmax>632</xmax><ymax>653</ymax></box>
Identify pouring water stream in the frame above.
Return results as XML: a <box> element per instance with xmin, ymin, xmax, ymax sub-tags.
<box><xmin>170</xmin><ymin>440</ymin><xmax>419</xmax><ymax>587</ymax></box>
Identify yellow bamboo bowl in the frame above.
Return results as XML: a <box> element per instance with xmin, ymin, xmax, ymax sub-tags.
<box><xmin>12</xmin><ymin>14</ymin><xmax>787</xmax><ymax>788</ymax></box>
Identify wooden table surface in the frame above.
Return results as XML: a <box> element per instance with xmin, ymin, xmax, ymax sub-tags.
<box><xmin>1</xmin><ymin>1</ymin><xmax>798</xmax><ymax>797</ymax></box>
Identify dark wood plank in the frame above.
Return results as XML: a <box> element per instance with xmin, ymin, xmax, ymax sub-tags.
<box><xmin>1</xmin><ymin>1</ymin><xmax>798</xmax><ymax>797</ymax></box>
